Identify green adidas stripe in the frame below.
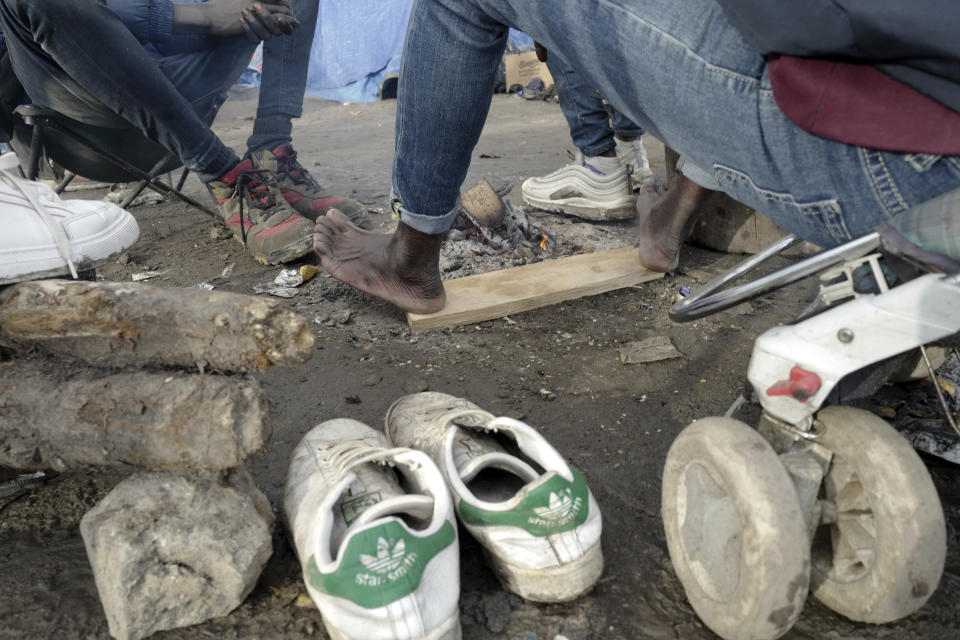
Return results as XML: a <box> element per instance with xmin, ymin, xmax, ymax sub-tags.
<box><xmin>306</xmin><ymin>520</ymin><xmax>456</xmax><ymax>609</ymax></box>
<box><xmin>458</xmin><ymin>467</ymin><xmax>590</xmax><ymax>536</ymax></box>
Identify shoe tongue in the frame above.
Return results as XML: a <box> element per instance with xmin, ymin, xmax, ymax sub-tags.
<box><xmin>458</xmin><ymin>452</ymin><xmax>540</xmax><ymax>484</ymax></box>
<box><xmin>349</xmin><ymin>494</ymin><xmax>435</xmax><ymax>530</ymax></box>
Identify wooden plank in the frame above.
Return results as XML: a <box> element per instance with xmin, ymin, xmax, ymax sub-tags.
<box><xmin>407</xmin><ymin>246</ymin><xmax>662</xmax><ymax>331</ymax></box>
<box><xmin>619</xmin><ymin>336</ymin><xmax>682</xmax><ymax>364</ymax></box>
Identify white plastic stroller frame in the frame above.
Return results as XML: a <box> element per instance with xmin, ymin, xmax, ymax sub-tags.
<box><xmin>661</xmin><ymin>189</ymin><xmax>960</xmax><ymax>640</ymax></box>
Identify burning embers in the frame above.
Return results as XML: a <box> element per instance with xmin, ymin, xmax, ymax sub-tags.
<box><xmin>440</xmin><ymin>180</ymin><xmax>555</xmax><ymax>279</ymax></box>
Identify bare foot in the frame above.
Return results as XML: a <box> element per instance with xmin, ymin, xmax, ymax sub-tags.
<box><xmin>314</xmin><ymin>210</ymin><xmax>446</xmax><ymax>314</ymax></box>
<box><xmin>635</xmin><ymin>176</ymin><xmax>712</xmax><ymax>272</ymax></box>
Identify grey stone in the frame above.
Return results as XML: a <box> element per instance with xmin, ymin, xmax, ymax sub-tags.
<box><xmin>80</xmin><ymin>469</ymin><xmax>273</xmax><ymax>640</ymax></box>
<box><xmin>329</xmin><ymin>309</ymin><xmax>353</xmax><ymax>325</ymax></box>
<box><xmin>209</xmin><ymin>226</ymin><xmax>232</xmax><ymax>241</ymax></box>
<box><xmin>403</xmin><ymin>378</ymin><xmax>429</xmax><ymax>393</ymax></box>
<box><xmin>481</xmin><ymin>590</ymin><xmax>513</xmax><ymax>634</ymax></box>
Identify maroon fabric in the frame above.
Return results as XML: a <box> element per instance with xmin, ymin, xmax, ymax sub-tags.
<box><xmin>768</xmin><ymin>56</ymin><xmax>960</xmax><ymax>154</ymax></box>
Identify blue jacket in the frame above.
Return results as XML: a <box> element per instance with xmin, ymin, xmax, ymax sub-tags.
<box><xmin>715</xmin><ymin>0</ymin><xmax>960</xmax><ymax>112</ymax></box>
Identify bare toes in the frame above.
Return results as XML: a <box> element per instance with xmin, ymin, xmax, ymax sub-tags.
<box><xmin>323</xmin><ymin>208</ymin><xmax>357</xmax><ymax>232</ymax></box>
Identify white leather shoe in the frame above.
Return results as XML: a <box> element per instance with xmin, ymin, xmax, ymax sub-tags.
<box><xmin>386</xmin><ymin>392</ymin><xmax>604</xmax><ymax>603</ymax></box>
<box><xmin>0</xmin><ymin>152</ymin><xmax>139</xmax><ymax>284</ymax></box>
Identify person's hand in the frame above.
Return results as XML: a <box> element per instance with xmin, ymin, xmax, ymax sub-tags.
<box><xmin>172</xmin><ymin>0</ymin><xmax>300</xmax><ymax>41</ymax></box>
<box><xmin>238</xmin><ymin>1</ymin><xmax>301</xmax><ymax>42</ymax></box>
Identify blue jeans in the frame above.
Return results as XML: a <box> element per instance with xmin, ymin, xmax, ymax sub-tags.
<box><xmin>393</xmin><ymin>0</ymin><xmax>960</xmax><ymax>249</ymax></box>
<box><xmin>548</xmin><ymin>55</ymin><xmax>643</xmax><ymax>157</ymax></box>
<box><xmin>0</xmin><ymin>0</ymin><xmax>316</xmax><ymax>180</ymax></box>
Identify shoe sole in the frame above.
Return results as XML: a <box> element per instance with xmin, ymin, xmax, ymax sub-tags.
<box><xmin>258</xmin><ymin>234</ymin><xmax>314</xmax><ymax>265</ymax></box>
<box><xmin>324</xmin><ymin>607</ymin><xmax>462</xmax><ymax>640</ymax></box>
<box><xmin>0</xmin><ymin>212</ymin><xmax>140</xmax><ymax>285</ymax></box>
<box><xmin>487</xmin><ymin>540</ymin><xmax>604</xmax><ymax>603</ymax></box>
<box><xmin>522</xmin><ymin>193</ymin><xmax>636</xmax><ymax>221</ymax></box>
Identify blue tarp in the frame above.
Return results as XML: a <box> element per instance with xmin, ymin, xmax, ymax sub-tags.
<box><xmin>248</xmin><ymin>1</ymin><xmax>533</xmax><ymax>103</ymax></box>
<box><xmin>305</xmin><ymin>0</ymin><xmax>413</xmax><ymax>103</ymax></box>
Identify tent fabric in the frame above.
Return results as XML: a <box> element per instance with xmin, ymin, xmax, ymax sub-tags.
<box><xmin>305</xmin><ymin>0</ymin><xmax>413</xmax><ymax>103</ymax></box>
<box><xmin>240</xmin><ymin>0</ymin><xmax>534</xmax><ymax>104</ymax></box>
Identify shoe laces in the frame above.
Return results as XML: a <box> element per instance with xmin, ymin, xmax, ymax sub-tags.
<box><xmin>312</xmin><ymin>440</ymin><xmax>413</xmax><ymax>478</ymax></box>
<box><xmin>0</xmin><ymin>158</ymin><xmax>79</xmax><ymax>279</ymax></box>
<box><xmin>232</xmin><ymin>169</ymin><xmax>284</xmax><ymax>245</ymax></box>
<box><xmin>275</xmin><ymin>146</ymin><xmax>322</xmax><ymax>194</ymax></box>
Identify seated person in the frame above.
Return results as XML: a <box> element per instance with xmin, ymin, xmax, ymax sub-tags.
<box><xmin>0</xmin><ymin>0</ymin><xmax>364</xmax><ymax>265</ymax></box>
<box><xmin>313</xmin><ymin>0</ymin><xmax>960</xmax><ymax>314</ymax></box>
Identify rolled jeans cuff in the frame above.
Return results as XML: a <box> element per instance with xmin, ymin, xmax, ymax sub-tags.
<box><xmin>579</xmin><ymin>139</ymin><xmax>616</xmax><ymax>158</ymax></box>
<box><xmin>676</xmin><ymin>155</ymin><xmax>720</xmax><ymax>191</ymax></box>
<box><xmin>392</xmin><ymin>193</ymin><xmax>460</xmax><ymax>235</ymax></box>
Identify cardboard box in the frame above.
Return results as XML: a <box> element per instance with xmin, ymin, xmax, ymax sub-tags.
<box><xmin>504</xmin><ymin>51</ymin><xmax>554</xmax><ymax>91</ymax></box>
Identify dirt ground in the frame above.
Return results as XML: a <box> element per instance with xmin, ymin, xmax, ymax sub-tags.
<box><xmin>2</xmin><ymin>93</ymin><xmax>960</xmax><ymax>640</ymax></box>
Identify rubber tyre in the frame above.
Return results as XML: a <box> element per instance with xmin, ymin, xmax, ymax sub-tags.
<box><xmin>810</xmin><ymin>406</ymin><xmax>946</xmax><ymax>623</ymax></box>
<box><xmin>662</xmin><ymin>417</ymin><xmax>810</xmax><ymax>640</ymax></box>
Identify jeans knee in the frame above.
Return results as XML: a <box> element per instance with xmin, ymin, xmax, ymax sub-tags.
<box><xmin>4</xmin><ymin>0</ymin><xmax>79</xmax><ymax>25</ymax></box>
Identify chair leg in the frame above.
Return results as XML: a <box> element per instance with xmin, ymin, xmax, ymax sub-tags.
<box><xmin>119</xmin><ymin>179</ymin><xmax>151</xmax><ymax>209</ymax></box>
<box><xmin>176</xmin><ymin>167</ymin><xmax>190</xmax><ymax>191</ymax></box>
<box><xmin>26</xmin><ymin>124</ymin><xmax>43</xmax><ymax>181</ymax></box>
<box><xmin>25</xmin><ymin>120</ymin><xmax>220</xmax><ymax>220</ymax></box>
<box><xmin>54</xmin><ymin>170</ymin><xmax>76</xmax><ymax>195</ymax></box>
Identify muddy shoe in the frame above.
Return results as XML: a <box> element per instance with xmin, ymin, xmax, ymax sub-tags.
<box><xmin>249</xmin><ymin>144</ymin><xmax>369</xmax><ymax>228</ymax></box>
<box><xmin>284</xmin><ymin>419</ymin><xmax>461</xmax><ymax>640</ymax></box>
<box><xmin>385</xmin><ymin>392</ymin><xmax>603</xmax><ymax>602</ymax></box>
<box><xmin>207</xmin><ymin>159</ymin><xmax>313</xmax><ymax>265</ymax></box>
<box><xmin>521</xmin><ymin>153</ymin><xmax>635</xmax><ymax>221</ymax></box>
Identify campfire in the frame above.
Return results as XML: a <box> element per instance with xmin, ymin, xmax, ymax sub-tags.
<box><xmin>441</xmin><ymin>196</ymin><xmax>556</xmax><ymax>278</ymax></box>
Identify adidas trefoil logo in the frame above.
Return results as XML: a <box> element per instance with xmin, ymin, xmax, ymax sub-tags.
<box><xmin>530</xmin><ymin>488</ymin><xmax>583</xmax><ymax>527</ymax></box>
<box><xmin>361</xmin><ymin>537</ymin><xmax>407</xmax><ymax>573</ymax></box>
<box><xmin>356</xmin><ymin>537</ymin><xmax>419</xmax><ymax>586</ymax></box>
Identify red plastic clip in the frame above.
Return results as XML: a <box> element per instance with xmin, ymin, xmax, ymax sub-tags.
<box><xmin>766</xmin><ymin>366</ymin><xmax>822</xmax><ymax>402</ymax></box>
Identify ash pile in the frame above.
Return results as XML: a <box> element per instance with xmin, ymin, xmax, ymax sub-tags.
<box><xmin>440</xmin><ymin>179</ymin><xmax>555</xmax><ymax>279</ymax></box>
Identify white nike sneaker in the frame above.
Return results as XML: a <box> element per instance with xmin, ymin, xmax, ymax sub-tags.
<box><xmin>615</xmin><ymin>136</ymin><xmax>655</xmax><ymax>187</ymax></box>
<box><xmin>284</xmin><ymin>419</ymin><xmax>461</xmax><ymax>640</ymax></box>
<box><xmin>521</xmin><ymin>153</ymin><xmax>635</xmax><ymax>221</ymax></box>
<box><xmin>385</xmin><ymin>392</ymin><xmax>603</xmax><ymax>603</ymax></box>
<box><xmin>0</xmin><ymin>152</ymin><xmax>139</xmax><ymax>284</ymax></box>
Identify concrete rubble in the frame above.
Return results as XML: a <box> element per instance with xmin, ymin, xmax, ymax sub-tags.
<box><xmin>80</xmin><ymin>469</ymin><xmax>274</xmax><ymax>640</ymax></box>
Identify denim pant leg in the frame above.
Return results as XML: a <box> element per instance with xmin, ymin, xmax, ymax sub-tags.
<box><xmin>0</xmin><ymin>0</ymin><xmax>239</xmax><ymax>178</ymax></box>
<box><xmin>154</xmin><ymin>35</ymin><xmax>256</xmax><ymax>126</ymax></box>
<box><xmin>246</xmin><ymin>0</ymin><xmax>319</xmax><ymax>152</ymax></box>
<box><xmin>396</xmin><ymin>0</ymin><xmax>960</xmax><ymax>246</ymax></box>
<box><xmin>547</xmin><ymin>55</ymin><xmax>615</xmax><ymax>157</ymax></box>
<box><xmin>609</xmin><ymin>109</ymin><xmax>644</xmax><ymax>140</ymax></box>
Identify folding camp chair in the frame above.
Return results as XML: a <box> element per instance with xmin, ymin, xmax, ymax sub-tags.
<box><xmin>12</xmin><ymin>104</ymin><xmax>217</xmax><ymax>218</ymax></box>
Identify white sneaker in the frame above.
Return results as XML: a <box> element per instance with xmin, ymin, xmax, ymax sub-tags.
<box><xmin>521</xmin><ymin>153</ymin><xmax>635</xmax><ymax>221</ymax></box>
<box><xmin>615</xmin><ymin>137</ymin><xmax>655</xmax><ymax>187</ymax></box>
<box><xmin>0</xmin><ymin>152</ymin><xmax>139</xmax><ymax>285</ymax></box>
<box><xmin>284</xmin><ymin>419</ymin><xmax>461</xmax><ymax>640</ymax></box>
<box><xmin>385</xmin><ymin>392</ymin><xmax>603</xmax><ymax>603</ymax></box>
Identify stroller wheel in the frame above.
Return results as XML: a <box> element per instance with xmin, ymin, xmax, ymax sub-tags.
<box><xmin>662</xmin><ymin>417</ymin><xmax>809</xmax><ymax>640</ymax></box>
<box><xmin>810</xmin><ymin>406</ymin><xmax>946</xmax><ymax>623</ymax></box>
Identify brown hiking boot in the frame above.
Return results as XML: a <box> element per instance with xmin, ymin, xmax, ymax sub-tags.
<box><xmin>207</xmin><ymin>159</ymin><xmax>314</xmax><ymax>264</ymax></box>
<box><xmin>249</xmin><ymin>144</ymin><xmax>369</xmax><ymax>227</ymax></box>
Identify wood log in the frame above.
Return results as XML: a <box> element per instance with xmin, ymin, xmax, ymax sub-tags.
<box><xmin>0</xmin><ymin>359</ymin><xmax>270</xmax><ymax>471</ymax></box>
<box><xmin>0</xmin><ymin>280</ymin><xmax>314</xmax><ymax>372</ymax></box>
